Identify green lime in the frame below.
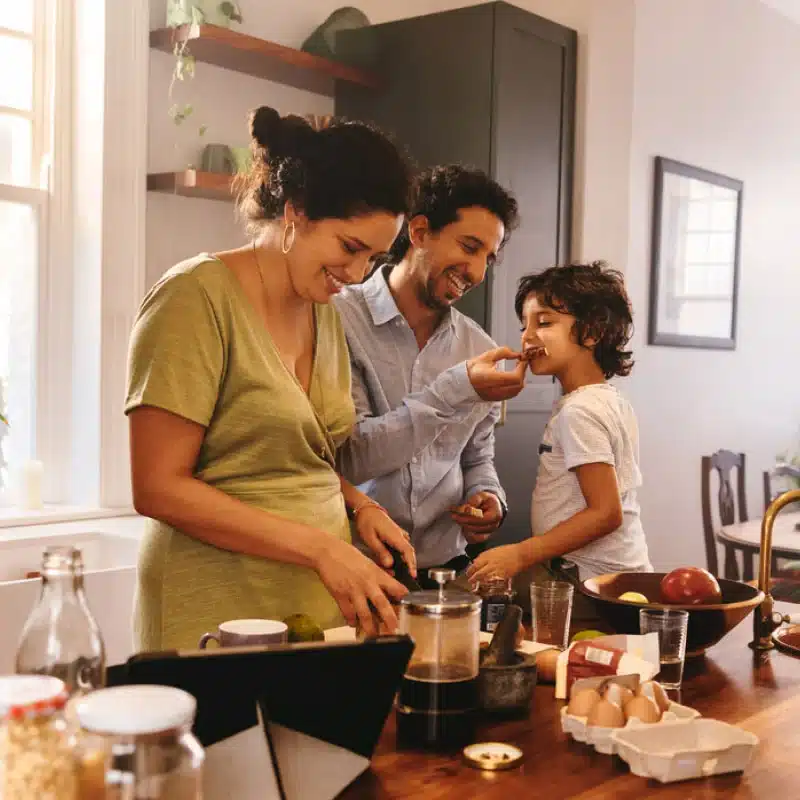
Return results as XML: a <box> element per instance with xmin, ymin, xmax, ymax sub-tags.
<box><xmin>283</xmin><ymin>613</ymin><xmax>325</xmax><ymax>643</ymax></box>
<box><xmin>570</xmin><ymin>629</ymin><xmax>606</xmax><ymax>643</ymax></box>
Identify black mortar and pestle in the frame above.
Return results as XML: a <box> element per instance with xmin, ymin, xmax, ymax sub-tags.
<box><xmin>478</xmin><ymin>604</ymin><xmax>538</xmax><ymax>715</ymax></box>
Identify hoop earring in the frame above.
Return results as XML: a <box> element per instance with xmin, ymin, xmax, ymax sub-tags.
<box><xmin>281</xmin><ymin>221</ymin><xmax>296</xmax><ymax>254</ymax></box>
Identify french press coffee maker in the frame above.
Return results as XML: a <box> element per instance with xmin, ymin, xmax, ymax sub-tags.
<box><xmin>395</xmin><ymin>568</ymin><xmax>482</xmax><ymax>749</ymax></box>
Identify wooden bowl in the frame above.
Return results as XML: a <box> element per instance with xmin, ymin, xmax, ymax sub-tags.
<box><xmin>581</xmin><ymin>573</ymin><xmax>765</xmax><ymax>657</ymax></box>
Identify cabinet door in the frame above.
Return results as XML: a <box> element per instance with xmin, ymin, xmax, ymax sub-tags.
<box><xmin>336</xmin><ymin>5</ymin><xmax>494</xmax><ymax>328</ymax></box>
<box><xmin>489</xmin><ymin>2</ymin><xmax>576</xmax><ymax>346</ymax></box>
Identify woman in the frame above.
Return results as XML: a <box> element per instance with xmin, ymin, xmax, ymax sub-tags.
<box><xmin>126</xmin><ymin>107</ymin><xmax>416</xmax><ymax>650</ymax></box>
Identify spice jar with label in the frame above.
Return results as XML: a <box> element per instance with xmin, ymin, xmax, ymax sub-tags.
<box><xmin>474</xmin><ymin>576</ymin><xmax>514</xmax><ymax>633</ymax></box>
<box><xmin>0</xmin><ymin>674</ymin><xmax>78</xmax><ymax>800</ymax></box>
<box><xmin>75</xmin><ymin>685</ymin><xmax>205</xmax><ymax>800</ymax></box>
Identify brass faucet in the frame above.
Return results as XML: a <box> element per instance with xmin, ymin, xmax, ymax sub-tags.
<box><xmin>749</xmin><ymin>488</ymin><xmax>800</xmax><ymax>651</ymax></box>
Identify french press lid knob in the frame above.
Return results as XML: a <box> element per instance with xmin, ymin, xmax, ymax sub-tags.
<box><xmin>428</xmin><ymin>568</ymin><xmax>456</xmax><ymax>588</ymax></box>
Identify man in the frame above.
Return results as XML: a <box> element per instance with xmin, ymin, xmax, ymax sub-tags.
<box><xmin>335</xmin><ymin>165</ymin><xmax>525</xmax><ymax>583</ymax></box>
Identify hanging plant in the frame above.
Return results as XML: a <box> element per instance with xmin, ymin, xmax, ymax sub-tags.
<box><xmin>166</xmin><ymin>2</ymin><xmax>244</xmax><ymax>137</ymax></box>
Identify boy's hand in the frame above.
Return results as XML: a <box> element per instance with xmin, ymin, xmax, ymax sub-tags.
<box><xmin>450</xmin><ymin>492</ymin><xmax>504</xmax><ymax>544</ymax></box>
<box><xmin>467</xmin><ymin>543</ymin><xmax>527</xmax><ymax>583</ymax></box>
<box><xmin>467</xmin><ymin>347</ymin><xmax>527</xmax><ymax>401</ymax></box>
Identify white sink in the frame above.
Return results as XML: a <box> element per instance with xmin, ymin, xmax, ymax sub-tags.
<box><xmin>0</xmin><ymin>531</ymin><xmax>138</xmax><ymax>583</ymax></box>
<box><xmin>0</xmin><ymin>529</ymin><xmax>141</xmax><ymax>674</ymax></box>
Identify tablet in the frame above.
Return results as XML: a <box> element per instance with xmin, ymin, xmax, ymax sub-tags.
<box><xmin>107</xmin><ymin>635</ymin><xmax>413</xmax><ymax>800</ymax></box>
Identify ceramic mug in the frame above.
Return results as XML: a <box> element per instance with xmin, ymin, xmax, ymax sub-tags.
<box><xmin>198</xmin><ymin>618</ymin><xmax>288</xmax><ymax>649</ymax></box>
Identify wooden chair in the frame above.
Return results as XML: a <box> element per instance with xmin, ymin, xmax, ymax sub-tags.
<box><xmin>701</xmin><ymin>450</ymin><xmax>754</xmax><ymax>581</ymax></box>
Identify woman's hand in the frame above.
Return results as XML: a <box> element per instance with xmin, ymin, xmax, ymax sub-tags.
<box><xmin>313</xmin><ymin>538</ymin><xmax>409</xmax><ymax>637</ymax></box>
<box><xmin>355</xmin><ymin>505</ymin><xmax>417</xmax><ymax>578</ymax></box>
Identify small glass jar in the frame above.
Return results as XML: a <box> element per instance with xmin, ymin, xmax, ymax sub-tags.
<box><xmin>75</xmin><ymin>685</ymin><xmax>204</xmax><ymax>800</ymax></box>
<box><xmin>474</xmin><ymin>576</ymin><xmax>514</xmax><ymax>633</ymax></box>
<box><xmin>0</xmin><ymin>675</ymin><xmax>78</xmax><ymax>800</ymax></box>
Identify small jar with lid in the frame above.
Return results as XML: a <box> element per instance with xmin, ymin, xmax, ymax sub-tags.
<box><xmin>0</xmin><ymin>674</ymin><xmax>78</xmax><ymax>800</ymax></box>
<box><xmin>75</xmin><ymin>685</ymin><xmax>205</xmax><ymax>800</ymax></box>
<box><xmin>473</xmin><ymin>576</ymin><xmax>514</xmax><ymax>633</ymax></box>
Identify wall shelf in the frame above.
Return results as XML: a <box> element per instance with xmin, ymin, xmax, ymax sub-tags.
<box><xmin>146</xmin><ymin>170</ymin><xmax>234</xmax><ymax>202</ymax></box>
<box><xmin>149</xmin><ymin>24</ymin><xmax>381</xmax><ymax>97</ymax></box>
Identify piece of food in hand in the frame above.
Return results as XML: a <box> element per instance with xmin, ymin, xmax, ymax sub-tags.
<box><xmin>624</xmin><ymin>694</ymin><xmax>661</xmax><ymax>724</ymax></box>
<box><xmin>571</xmin><ymin>629</ymin><xmax>606</xmax><ymax>643</ymax></box>
<box><xmin>567</xmin><ymin>687</ymin><xmax>601</xmax><ymax>717</ymax></box>
<box><xmin>660</xmin><ymin>567</ymin><xmax>722</xmax><ymax>605</ymax></box>
<box><xmin>283</xmin><ymin>613</ymin><xmax>325</xmax><ymax>643</ymax></box>
<box><xmin>521</xmin><ymin>345</ymin><xmax>548</xmax><ymax>361</ymax></box>
<box><xmin>618</xmin><ymin>591</ymin><xmax>650</xmax><ymax>603</ymax></box>
<box><xmin>587</xmin><ymin>697</ymin><xmax>626</xmax><ymax>728</ymax></box>
<box><xmin>638</xmin><ymin>680</ymin><xmax>670</xmax><ymax>714</ymax></box>
<box><xmin>534</xmin><ymin>648</ymin><xmax>561</xmax><ymax>684</ymax></box>
<box><xmin>452</xmin><ymin>503</ymin><xmax>484</xmax><ymax>519</ymax></box>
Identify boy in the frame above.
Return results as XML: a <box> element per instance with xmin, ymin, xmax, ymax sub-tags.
<box><xmin>468</xmin><ymin>261</ymin><xmax>652</xmax><ymax>584</ymax></box>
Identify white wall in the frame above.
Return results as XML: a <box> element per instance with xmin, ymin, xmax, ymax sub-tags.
<box><xmin>625</xmin><ymin>0</ymin><xmax>800</xmax><ymax>569</ymax></box>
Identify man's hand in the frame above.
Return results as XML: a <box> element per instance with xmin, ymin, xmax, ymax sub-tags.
<box><xmin>467</xmin><ymin>347</ymin><xmax>527</xmax><ymax>401</ymax></box>
<box><xmin>466</xmin><ymin>542</ymin><xmax>528</xmax><ymax>583</ymax></box>
<box><xmin>451</xmin><ymin>492</ymin><xmax>504</xmax><ymax>544</ymax></box>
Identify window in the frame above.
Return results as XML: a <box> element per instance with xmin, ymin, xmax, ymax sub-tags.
<box><xmin>0</xmin><ymin>0</ymin><xmax>54</xmax><ymax>500</ymax></box>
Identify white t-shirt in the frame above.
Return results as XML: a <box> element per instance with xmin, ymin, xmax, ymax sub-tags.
<box><xmin>531</xmin><ymin>382</ymin><xmax>652</xmax><ymax>580</ymax></box>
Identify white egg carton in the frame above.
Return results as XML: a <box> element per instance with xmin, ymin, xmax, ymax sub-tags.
<box><xmin>611</xmin><ymin>718</ymin><xmax>758</xmax><ymax>783</ymax></box>
<box><xmin>560</xmin><ymin>701</ymin><xmax>700</xmax><ymax>755</ymax></box>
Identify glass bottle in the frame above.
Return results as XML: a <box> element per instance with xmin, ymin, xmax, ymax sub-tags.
<box><xmin>474</xmin><ymin>576</ymin><xmax>513</xmax><ymax>633</ymax></box>
<box><xmin>15</xmin><ymin>546</ymin><xmax>106</xmax><ymax>695</ymax></box>
<box><xmin>75</xmin><ymin>685</ymin><xmax>205</xmax><ymax>800</ymax></box>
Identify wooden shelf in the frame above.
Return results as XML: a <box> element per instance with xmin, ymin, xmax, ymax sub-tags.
<box><xmin>147</xmin><ymin>170</ymin><xmax>234</xmax><ymax>201</ymax></box>
<box><xmin>149</xmin><ymin>24</ymin><xmax>380</xmax><ymax>96</ymax></box>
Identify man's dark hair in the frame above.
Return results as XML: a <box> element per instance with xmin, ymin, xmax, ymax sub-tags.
<box><xmin>387</xmin><ymin>165</ymin><xmax>519</xmax><ymax>262</ymax></box>
<box><xmin>514</xmin><ymin>261</ymin><xmax>635</xmax><ymax>379</ymax></box>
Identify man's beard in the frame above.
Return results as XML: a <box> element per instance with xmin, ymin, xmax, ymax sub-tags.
<box><xmin>414</xmin><ymin>252</ymin><xmax>450</xmax><ymax>312</ymax></box>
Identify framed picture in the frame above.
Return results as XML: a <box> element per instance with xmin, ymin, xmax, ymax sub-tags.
<box><xmin>649</xmin><ymin>157</ymin><xmax>743</xmax><ymax>349</ymax></box>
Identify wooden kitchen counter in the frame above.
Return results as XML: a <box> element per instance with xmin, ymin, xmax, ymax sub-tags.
<box><xmin>342</xmin><ymin>605</ymin><xmax>800</xmax><ymax>799</ymax></box>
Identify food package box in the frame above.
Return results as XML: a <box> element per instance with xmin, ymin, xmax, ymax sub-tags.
<box><xmin>555</xmin><ymin>633</ymin><xmax>659</xmax><ymax>700</ymax></box>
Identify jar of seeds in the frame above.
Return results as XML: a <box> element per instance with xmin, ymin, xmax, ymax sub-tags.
<box><xmin>0</xmin><ymin>675</ymin><xmax>77</xmax><ymax>800</ymax></box>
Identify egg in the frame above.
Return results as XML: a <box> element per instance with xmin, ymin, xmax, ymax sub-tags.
<box><xmin>638</xmin><ymin>680</ymin><xmax>671</xmax><ymax>714</ymax></box>
<box><xmin>567</xmin><ymin>688</ymin><xmax>601</xmax><ymax>717</ymax></box>
<box><xmin>624</xmin><ymin>695</ymin><xmax>662</xmax><ymax>724</ymax></box>
<box><xmin>587</xmin><ymin>698</ymin><xmax>626</xmax><ymax>728</ymax></box>
<box><xmin>604</xmin><ymin>683</ymin><xmax>634</xmax><ymax>709</ymax></box>
<box><xmin>535</xmin><ymin>648</ymin><xmax>560</xmax><ymax>684</ymax></box>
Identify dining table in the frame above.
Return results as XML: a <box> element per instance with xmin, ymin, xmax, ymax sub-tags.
<box><xmin>716</xmin><ymin>510</ymin><xmax>800</xmax><ymax>586</ymax></box>
<box><xmin>341</xmin><ymin>598</ymin><xmax>800</xmax><ymax>799</ymax></box>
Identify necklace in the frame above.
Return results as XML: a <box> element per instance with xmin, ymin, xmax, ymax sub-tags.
<box><xmin>251</xmin><ymin>243</ymin><xmax>331</xmax><ymax>461</ymax></box>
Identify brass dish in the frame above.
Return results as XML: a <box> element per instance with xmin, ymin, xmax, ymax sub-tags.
<box><xmin>581</xmin><ymin>572</ymin><xmax>764</xmax><ymax>657</ymax></box>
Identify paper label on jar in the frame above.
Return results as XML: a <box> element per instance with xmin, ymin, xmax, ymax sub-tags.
<box><xmin>486</xmin><ymin>602</ymin><xmax>506</xmax><ymax>632</ymax></box>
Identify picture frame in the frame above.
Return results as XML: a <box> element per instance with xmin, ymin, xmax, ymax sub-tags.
<box><xmin>649</xmin><ymin>157</ymin><xmax>743</xmax><ymax>349</ymax></box>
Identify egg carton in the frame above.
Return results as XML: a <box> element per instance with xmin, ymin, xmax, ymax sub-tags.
<box><xmin>611</xmin><ymin>718</ymin><xmax>758</xmax><ymax>783</ymax></box>
<box><xmin>560</xmin><ymin>701</ymin><xmax>701</xmax><ymax>755</ymax></box>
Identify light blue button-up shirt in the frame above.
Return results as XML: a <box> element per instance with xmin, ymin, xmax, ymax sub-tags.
<box><xmin>335</xmin><ymin>267</ymin><xmax>506</xmax><ymax>568</ymax></box>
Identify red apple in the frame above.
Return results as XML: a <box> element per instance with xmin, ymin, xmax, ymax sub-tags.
<box><xmin>660</xmin><ymin>567</ymin><xmax>722</xmax><ymax>605</ymax></box>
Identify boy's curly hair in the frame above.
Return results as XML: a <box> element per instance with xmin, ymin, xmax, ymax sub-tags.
<box><xmin>514</xmin><ymin>261</ymin><xmax>634</xmax><ymax>379</ymax></box>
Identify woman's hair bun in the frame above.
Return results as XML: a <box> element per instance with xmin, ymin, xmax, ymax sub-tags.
<box><xmin>249</xmin><ymin>106</ymin><xmax>315</xmax><ymax>160</ymax></box>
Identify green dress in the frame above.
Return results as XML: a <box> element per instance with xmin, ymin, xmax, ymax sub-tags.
<box><xmin>125</xmin><ymin>255</ymin><xmax>355</xmax><ymax>650</ymax></box>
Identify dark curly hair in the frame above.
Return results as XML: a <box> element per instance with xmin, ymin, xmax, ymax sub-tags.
<box><xmin>236</xmin><ymin>106</ymin><xmax>412</xmax><ymax>228</ymax></box>
<box><xmin>514</xmin><ymin>261</ymin><xmax>635</xmax><ymax>379</ymax></box>
<box><xmin>388</xmin><ymin>165</ymin><xmax>519</xmax><ymax>262</ymax></box>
